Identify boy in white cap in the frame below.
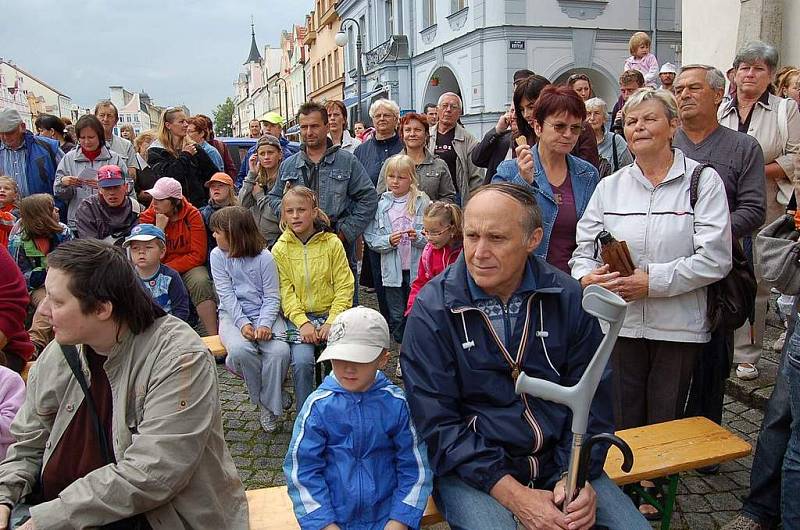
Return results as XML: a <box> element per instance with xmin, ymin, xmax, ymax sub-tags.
<box><xmin>284</xmin><ymin>306</ymin><xmax>432</xmax><ymax>530</ymax></box>
<box><xmin>659</xmin><ymin>62</ymin><xmax>678</xmax><ymax>92</ymax></box>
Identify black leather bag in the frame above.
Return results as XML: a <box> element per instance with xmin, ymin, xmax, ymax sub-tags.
<box><xmin>689</xmin><ymin>164</ymin><xmax>757</xmax><ymax>331</ymax></box>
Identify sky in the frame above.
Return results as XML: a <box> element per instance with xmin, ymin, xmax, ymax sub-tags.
<box><xmin>0</xmin><ymin>0</ymin><xmax>313</xmax><ymax>116</ymax></box>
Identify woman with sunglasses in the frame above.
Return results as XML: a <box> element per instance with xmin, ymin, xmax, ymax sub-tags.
<box><xmin>493</xmin><ymin>85</ymin><xmax>599</xmax><ymax>273</ymax></box>
<box><xmin>568</xmin><ymin>73</ymin><xmax>594</xmax><ymax>101</ymax></box>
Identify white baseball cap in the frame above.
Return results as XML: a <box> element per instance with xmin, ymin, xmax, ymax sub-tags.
<box><xmin>660</xmin><ymin>62</ymin><xmax>678</xmax><ymax>75</ymax></box>
<box><xmin>317</xmin><ymin>307</ymin><xmax>391</xmax><ymax>364</ymax></box>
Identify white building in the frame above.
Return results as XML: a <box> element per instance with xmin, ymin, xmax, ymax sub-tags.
<box><xmin>0</xmin><ymin>59</ymin><xmax>73</xmax><ymax>128</ymax></box>
<box><xmin>337</xmin><ymin>0</ymin><xmax>681</xmax><ymax>137</ymax></box>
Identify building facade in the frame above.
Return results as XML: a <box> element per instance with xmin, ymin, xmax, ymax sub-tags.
<box><xmin>305</xmin><ymin>0</ymin><xmax>346</xmax><ymax>104</ymax></box>
<box><xmin>0</xmin><ymin>59</ymin><xmax>73</xmax><ymax>128</ymax></box>
<box><xmin>336</xmin><ymin>0</ymin><xmax>681</xmax><ymax>137</ymax></box>
<box><xmin>108</xmin><ymin>86</ymin><xmax>166</xmax><ymax>136</ymax></box>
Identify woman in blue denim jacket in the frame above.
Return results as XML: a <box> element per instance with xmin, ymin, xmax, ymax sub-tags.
<box><xmin>493</xmin><ymin>85</ymin><xmax>599</xmax><ymax>273</ymax></box>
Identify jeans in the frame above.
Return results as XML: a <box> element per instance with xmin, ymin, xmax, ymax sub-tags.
<box><xmin>782</xmin><ymin>324</ymin><xmax>800</xmax><ymax>528</ymax></box>
<box><xmin>434</xmin><ymin>473</ymin><xmax>650</xmax><ymax>530</ymax></box>
<box><xmin>741</xmin><ymin>310</ymin><xmax>794</xmax><ymax>527</ymax></box>
<box><xmin>291</xmin><ymin>342</ymin><xmax>316</xmax><ymax>410</ymax></box>
<box><xmin>384</xmin><ymin>270</ymin><xmax>411</xmax><ymax>343</ymax></box>
<box><xmin>367</xmin><ymin>248</ymin><xmax>389</xmax><ymax>319</ymax></box>
<box><xmin>219</xmin><ymin>314</ymin><xmax>290</xmax><ymax>416</ymax></box>
<box><xmin>344</xmin><ymin>237</ymin><xmax>359</xmax><ymax>306</ymax></box>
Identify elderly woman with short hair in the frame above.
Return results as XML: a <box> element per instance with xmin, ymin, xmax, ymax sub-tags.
<box><xmin>718</xmin><ymin>40</ymin><xmax>800</xmax><ymax>380</ymax></box>
<box><xmin>584</xmin><ymin>97</ymin><xmax>634</xmax><ymax>173</ymax></box>
<box><xmin>571</xmin><ymin>87</ymin><xmax>732</xmax><ymax>429</ymax></box>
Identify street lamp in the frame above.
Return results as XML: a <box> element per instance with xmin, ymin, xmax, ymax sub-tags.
<box><xmin>335</xmin><ymin>18</ymin><xmax>363</xmax><ymax>125</ymax></box>
<box><xmin>271</xmin><ymin>77</ymin><xmax>289</xmax><ymax>126</ymax></box>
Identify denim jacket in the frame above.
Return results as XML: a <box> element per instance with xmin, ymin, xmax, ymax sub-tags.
<box><xmin>364</xmin><ymin>191</ymin><xmax>430</xmax><ymax>287</ymax></box>
<box><xmin>268</xmin><ymin>144</ymin><xmax>378</xmax><ymax>243</ymax></box>
<box><xmin>494</xmin><ymin>146</ymin><xmax>599</xmax><ymax>260</ymax></box>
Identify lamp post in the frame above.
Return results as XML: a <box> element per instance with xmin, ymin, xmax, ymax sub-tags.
<box><xmin>271</xmin><ymin>77</ymin><xmax>289</xmax><ymax>126</ymax></box>
<box><xmin>335</xmin><ymin>18</ymin><xmax>363</xmax><ymax>125</ymax></box>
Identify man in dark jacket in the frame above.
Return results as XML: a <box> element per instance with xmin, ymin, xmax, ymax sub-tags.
<box><xmin>0</xmin><ymin>108</ymin><xmax>63</xmax><ymax>199</ymax></box>
<box><xmin>401</xmin><ymin>183</ymin><xmax>648</xmax><ymax>529</ymax></box>
<box><xmin>472</xmin><ymin>105</ymin><xmax>516</xmax><ymax>183</ymax></box>
<box><xmin>74</xmin><ymin>164</ymin><xmax>141</xmax><ymax>242</ymax></box>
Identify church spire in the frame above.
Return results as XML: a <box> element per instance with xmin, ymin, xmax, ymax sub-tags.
<box><xmin>244</xmin><ymin>17</ymin><xmax>263</xmax><ymax>65</ymax></box>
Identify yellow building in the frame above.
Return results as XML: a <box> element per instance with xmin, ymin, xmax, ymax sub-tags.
<box><xmin>304</xmin><ymin>0</ymin><xmax>345</xmax><ymax>104</ymax></box>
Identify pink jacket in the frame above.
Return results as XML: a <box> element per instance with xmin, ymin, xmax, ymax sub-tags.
<box><xmin>0</xmin><ymin>365</ymin><xmax>25</xmax><ymax>460</ymax></box>
<box><xmin>405</xmin><ymin>241</ymin><xmax>463</xmax><ymax>316</ymax></box>
<box><xmin>624</xmin><ymin>53</ymin><xmax>660</xmax><ymax>87</ymax></box>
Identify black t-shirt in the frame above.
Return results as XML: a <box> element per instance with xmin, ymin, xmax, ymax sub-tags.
<box><xmin>435</xmin><ymin>127</ymin><xmax>459</xmax><ymax>193</ymax></box>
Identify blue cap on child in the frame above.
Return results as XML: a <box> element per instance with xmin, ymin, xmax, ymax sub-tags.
<box><xmin>123</xmin><ymin>224</ymin><xmax>166</xmax><ymax>247</ymax></box>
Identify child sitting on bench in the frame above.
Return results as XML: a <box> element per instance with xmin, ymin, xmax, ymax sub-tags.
<box><xmin>283</xmin><ymin>307</ymin><xmax>432</xmax><ymax>530</ymax></box>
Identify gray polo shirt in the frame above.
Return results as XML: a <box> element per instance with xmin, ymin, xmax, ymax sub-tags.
<box><xmin>674</xmin><ymin>126</ymin><xmax>767</xmax><ymax>238</ymax></box>
<box><xmin>106</xmin><ymin>135</ymin><xmax>138</xmax><ymax>171</ymax></box>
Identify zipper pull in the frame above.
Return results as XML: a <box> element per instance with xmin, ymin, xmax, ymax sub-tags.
<box><xmin>512</xmin><ymin>365</ymin><xmax>521</xmax><ymax>381</ymax></box>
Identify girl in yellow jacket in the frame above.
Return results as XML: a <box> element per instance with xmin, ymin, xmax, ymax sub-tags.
<box><xmin>271</xmin><ymin>186</ymin><xmax>354</xmax><ymax>408</ymax></box>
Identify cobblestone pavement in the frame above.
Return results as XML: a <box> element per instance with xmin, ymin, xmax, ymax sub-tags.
<box><xmin>218</xmin><ymin>288</ymin><xmax>768</xmax><ymax>529</ymax></box>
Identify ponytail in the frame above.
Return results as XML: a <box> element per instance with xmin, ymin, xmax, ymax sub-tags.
<box><xmin>424</xmin><ymin>201</ymin><xmax>463</xmax><ymax>241</ymax></box>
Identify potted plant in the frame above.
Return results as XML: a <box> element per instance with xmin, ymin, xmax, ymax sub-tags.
<box><xmin>430</xmin><ymin>75</ymin><xmax>440</xmax><ymax>86</ymax></box>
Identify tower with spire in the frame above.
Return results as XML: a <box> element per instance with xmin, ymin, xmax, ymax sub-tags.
<box><xmin>243</xmin><ymin>17</ymin><xmax>264</xmax><ymax>106</ymax></box>
<box><xmin>245</xmin><ymin>17</ymin><xmax>263</xmax><ymax>65</ymax></box>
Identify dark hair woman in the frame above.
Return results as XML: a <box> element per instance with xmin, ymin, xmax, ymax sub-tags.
<box><xmin>494</xmin><ymin>85</ymin><xmax>600</xmax><ymax>273</ymax></box>
<box><xmin>34</xmin><ymin>114</ymin><xmax>76</xmax><ymax>152</ymax></box>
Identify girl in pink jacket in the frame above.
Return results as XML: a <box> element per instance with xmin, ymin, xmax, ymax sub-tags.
<box><xmin>624</xmin><ymin>32</ymin><xmax>660</xmax><ymax>87</ymax></box>
<box><xmin>405</xmin><ymin>202</ymin><xmax>463</xmax><ymax>315</ymax></box>
<box><xmin>0</xmin><ymin>364</ymin><xmax>25</xmax><ymax>460</ymax></box>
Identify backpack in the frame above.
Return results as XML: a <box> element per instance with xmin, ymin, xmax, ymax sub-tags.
<box><xmin>689</xmin><ymin>164</ymin><xmax>757</xmax><ymax>331</ymax></box>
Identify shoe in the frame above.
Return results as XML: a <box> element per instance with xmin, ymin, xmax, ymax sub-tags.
<box><xmin>259</xmin><ymin>408</ymin><xmax>279</xmax><ymax>433</ymax></box>
<box><xmin>696</xmin><ymin>464</ymin><xmax>720</xmax><ymax>475</ymax></box>
<box><xmin>282</xmin><ymin>390</ymin><xmax>293</xmax><ymax>411</ymax></box>
<box><xmin>720</xmin><ymin>514</ymin><xmax>766</xmax><ymax>530</ymax></box>
<box><xmin>736</xmin><ymin>363</ymin><xmax>759</xmax><ymax>381</ymax></box>
<box><xmin>773</xmin><ymin>329</ymin><xmax>787</xmax><ymax>352</ymax></box>
<box><xmin>395</xmin><ymin>363</ymin><xmax>403</xmax><ymax>378</ymax></box>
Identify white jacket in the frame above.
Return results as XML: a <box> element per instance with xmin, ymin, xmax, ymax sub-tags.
<box><xmin>569</xmin><ymin>149</ymin><xmax>732</xmax><ymax>343</ymax></box>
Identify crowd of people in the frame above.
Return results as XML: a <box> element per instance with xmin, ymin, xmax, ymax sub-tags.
<box><xmin>0</xmin><ymin>32</ymin><xmax>798</xmax><ymax>529</ymax></box>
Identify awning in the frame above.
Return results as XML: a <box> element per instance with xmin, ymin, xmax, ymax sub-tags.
<box><xmin>286</xmin><ymin>124</ymin><xmax>300</xmax><ymax>135</ymax></box>
<box><xmin>342</xmin><ymin>87</ymin><xmax>385</xmax><ymax>108</ymax></box>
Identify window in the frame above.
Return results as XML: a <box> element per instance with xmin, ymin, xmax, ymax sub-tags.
<box><xmin>327</xmin><ymin>53</ymin><xmax>333</xmax><ymax>84</ymax></box>
<box><xmin>385</xmin><ymin>0</ymin><xmax>394</xmax><ymax>36</ymax></box>
<box><xmin>333</xmin><ymin>49</ymin><xmax>340</xmax><ymax>78</ymax></box>
<box><xmin>423</xmin><ymin>0</ymin><xmax>436</xmax><ymax>27</ymax></box>
<box><xmin>322</xmin><ymin>57</ymin><xmax>328</xmax><ymax>85</ymax></box>
<box><xmin>451</xmin><ymin>0</ymin><xmax>467</xmax><ymax>12</ymax></box>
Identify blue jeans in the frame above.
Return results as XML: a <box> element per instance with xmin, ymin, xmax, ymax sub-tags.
<box><xmin>384</xmin><ymin>270</ymin><xmax>411</xmax><ymax>343</ymax></box>
<box><xmin>291</xmin><ymin>342</ymin><xmax>316</xmax><ymax>410</ymax></box>
<box><xmin>219</xmin><ymin>314</ymin><xmax>290</xmax><ymax>416</ymax></box>
<box><xmin>434</xmin><ymin>473</ymin><xmax>650</xmax><ymax>529</ymax></box>
<box><xmin>741</xmin><ymin>307</ymin><xmax>795</xmax><ymax>527</ymax></box>
<box><xmin>782</xmin><ymin>324</ymin><xmax>800</xmax><ymax>527</ymax></box>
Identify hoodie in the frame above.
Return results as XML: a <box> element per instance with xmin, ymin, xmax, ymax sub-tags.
<box><xmin>139</xmin><ymin>197</ymin><xmax>207</xmax><ymax>274</ymax></box>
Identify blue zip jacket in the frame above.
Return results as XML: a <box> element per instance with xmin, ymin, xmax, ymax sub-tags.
<box><xmin>493</xmin><ymin>146</ymin><xmax>599</xmax><ymax>260</ymax></box>
<box><xmin>235</xmin><ymin>136</ymin><xmax>299</xmax><ymax>189</ymax></box>
<box><xmin>268</xmin><ymin>144</ymin><xmax>378</xmax><ymax>243</ymax></box>
<box><xmin>354</xmin><ymin>134</ymin><xmax>404</xmax><ymax>185</ymax></box>
<box><xmin>284</xmin><ymin>371</ymin><xmax>432</xmax><ymax>530</ymax></box>
<box><xmin>363</xmin><ymin>191</ymin><xmax>430</xmax><ymax>287</ymax></box>
<box><xmin>0</xmin><ymin>131</ymin><xmax>63</xmax><ymax>199</ymax></box>
<box><xmin>401</xmin><ymin>254</ymin><xmax>613</xmax><ymax>493</ymax></box>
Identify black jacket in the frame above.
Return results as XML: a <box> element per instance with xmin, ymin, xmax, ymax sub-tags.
<box><xmin>147</xmin><ymin>142</ymin><xmax>215</xmax><ymax>208</ymax></box>
<box><xmin>471</xmin><ymin>128</ymin><xmax>512</xmax><ymax>184</ymax></box>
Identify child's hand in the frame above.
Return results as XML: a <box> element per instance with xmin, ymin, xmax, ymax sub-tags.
<box><xmin>317</xmin><ymin>323</ymin><xmax>331</xmax><ymax>343</ymax></box>
<box><xmin>155</xmin><ymin>213</ymin><xmax>169</xmax><ymax>230</ymax></box>
<box><xmin>299</xmin><ymin>322</ymin><xmax>318</xmax><ymax>344</ymax></box>
<box><xmin>241</xmin><ymin>324</ymin><xmax>255</xmax><ymax>341</ymax></box>
<box><xmin>383</xmin><ymin>521</ymin><xmax>408</xmax><ymax>530</ymax></box>
<box><xmin>407</xmin><ymin>228</ymin><xmax>417</xmax><ymax>241</ymax></box>
<box><xmin>389</xmin><ymin>232</ymin><xmax>403</xmax><ymax>246</ymax></box>
<box><xmin>254</xmin><ymin>326</ymin><xmax>272</xmax><ymax>341</ymax></box>
<box><xmin>249</xmin><ymin>153</ymin><xmax>259</xmax><ymax>173</ymax></box>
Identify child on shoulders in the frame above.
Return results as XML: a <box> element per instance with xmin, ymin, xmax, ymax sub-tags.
<box><xmin>624</xmin><ymin>31</ymin><xmax>660</xmax><ymax>88</ymax></box>
<box><xmin>284</xmin><ymin>307</ymin><xmax>432</xmax><ymax>530</ymax></box>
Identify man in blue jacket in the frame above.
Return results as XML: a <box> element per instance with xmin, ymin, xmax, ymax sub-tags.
<box><xmin>0</xmin><ymin>108</ymin><xmax>63</xmax><ymax>199</ymax></box>
<box><xmin>401</xmin><ymin>183</ymin><xmax>649</xmax><ymax>529</ymax></box>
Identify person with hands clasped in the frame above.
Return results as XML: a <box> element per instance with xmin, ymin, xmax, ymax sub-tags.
<box><xmin>569</xmin><ymin>88</ymin><xmax>732</xmax><ymax>518</ymax></box>
<box><xmin>271</xmin><ymin>186</ymin><xmax>354</xmax><ymax>409</ymax></box>
<box><xmin>284</xmin><ymin>307</ymin><xmax>432</xmax><ymax>530</ymax></box>
<box><xmin>209</xmin><ymin>206</ymin><xmax>290</xmax><ymax>433</ymax></box>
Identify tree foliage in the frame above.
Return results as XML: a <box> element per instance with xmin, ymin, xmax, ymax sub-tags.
<box><xmin>213</xmin><ymin>97</ymin><xmax>235</xmax><ymax>137</ymax></box>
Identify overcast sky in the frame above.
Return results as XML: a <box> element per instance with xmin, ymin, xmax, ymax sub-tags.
<box><xmin>1</xmin><ymin>0</ymin><xmax>312</xmax><ymax>116</ymax></box>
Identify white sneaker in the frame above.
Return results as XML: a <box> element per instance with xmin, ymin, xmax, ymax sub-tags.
<box><xmin>259</xmin><ymin>408</ymin><xmax>279</xmax><ymax>433</ymax></box>
<box><xmin>773</xmin><ymin>329</ymin><xmax>787</xmax><ymax>352</ymax></box>
<box><xmin>395</xmin><ymin>363</ymin><xmax>403</xmax><ymax>378</ymax></box>
<box><xmin>736</xmin><ymin>363</ymin><xmax>759</xmax><ymax>381</ymax></box>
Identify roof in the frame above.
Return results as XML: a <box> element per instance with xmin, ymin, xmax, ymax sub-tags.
<box><xmin>244</xmin><ymin>24</ymin><xmax>263</xmax><ymax>64</ymax></box>
<box><xmin>0</xmin><ymin>60</ymin><xmax>69</xmax><ymax>98</ymax></box>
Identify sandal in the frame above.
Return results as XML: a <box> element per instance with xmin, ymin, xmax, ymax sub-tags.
<box><xmin>638</xmin><ymin>481</ymin><xmax>664</xmax><ymax>521</ymax></box>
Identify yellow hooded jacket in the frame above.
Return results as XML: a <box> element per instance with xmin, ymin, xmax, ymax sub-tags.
<box><xmin>271</xmin><ymin>229</ymin><xmax>354</xmax><ymax>328</ymax></box>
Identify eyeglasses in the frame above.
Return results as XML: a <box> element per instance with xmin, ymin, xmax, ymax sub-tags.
<box><xmin>439</xmin><ymin>103</ymin><xmax>460</xmax><ymax>110</ymax></box>
<box><xmin>544</xmin><ymin>121</ymin><xmax>583</xmax><ymax>136</ymax></box>
<box><xmin>421</xmin><ymin>226</ymin><xmax>451</xmax><ymax>238</ymax></box>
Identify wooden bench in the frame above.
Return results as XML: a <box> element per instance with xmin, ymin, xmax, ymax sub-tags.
<box><xmin>245</xmin><ymin>417</ymin><xmax>750</xmax><ymax>530</ymax></box>
<box><xmin>202</xmin><ymin>335</ymin><xmax>226</xmax><ymax>359</ymax></box>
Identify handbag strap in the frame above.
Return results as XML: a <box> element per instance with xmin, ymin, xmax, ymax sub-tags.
<box><xmin>611</xmin><ymin>133</ymin><xmax>619</xmax><ymax>171</ymax></box>
<box><xmin>61</xmin><ymin>344</ymin><xmax>114</xmax><ymax>464</ymax></box>
<box><xmin>689</xmin><ymin>163</ymin><xmax>715</xmax><ymax>210</ymax></box>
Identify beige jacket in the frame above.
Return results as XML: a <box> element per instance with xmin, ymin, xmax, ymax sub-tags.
<box><xmin>719</xmin><ymin>92</ymin><xmax>800</xmax><ymax>222</ymax></box>
<box><xmin>0</xmin><ymin>315</ymin><xmax>249</xmax><ymax>530</ymax></box>
<box><xmin>428</xmin><ymin>123</ymin><xmax>485</xmax><ymax>203</ymax></box>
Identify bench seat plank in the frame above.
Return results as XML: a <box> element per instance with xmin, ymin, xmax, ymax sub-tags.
<box><xmin>246</xmin><ymin>487</ymin><xmax>441</xmax><ymax>529</ymax></box>
<box><xmin>604</xmin><ymin>417</ymin><xmax>751</xmax><ymax>485</ymax></box>
<box><xmin>202</xmin><ymin>335</ymin><xmax>226</xmax><ymax>358</ymax></box>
